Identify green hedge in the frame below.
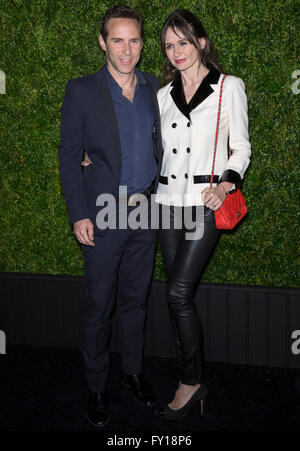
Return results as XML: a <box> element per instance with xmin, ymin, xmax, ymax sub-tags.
<box><xmin>0</xmin><ymin>0</ymin><xmax>299</xmax><ymax>286</ymax></box>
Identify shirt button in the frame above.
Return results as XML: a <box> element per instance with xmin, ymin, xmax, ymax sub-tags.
<box><xmin>185</xmin><ymin>173</ymin><xmax>188</xmax><ymax>179</ymax></box>
<box><xmin>186</xmin><ymin>147</ymin><xmax>191</xmax><ymax>153</ymax></box>
<box><xmin>172</xmin><ymin>123</ymin><xmax>177</xmax><ymax>128</ymax></box>
<box><xmin>172</xmin><ymin>148</ymin><xmax>177</xmax><ymax>154</ymax></box>
<box><xmin>187</xmin><ymin>122</ymin><xmax>191</xmax><ymax>127</ymax></box>
<box><xmin>171</xmin><ymin>174</ymin><xmax>176</xmax><ymax>179</ymax></box>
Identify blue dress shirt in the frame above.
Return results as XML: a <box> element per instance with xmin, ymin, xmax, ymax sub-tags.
<box><xmin>105</xmin><ymin>66</ymin><xmax>157</xmax><ymax>195</ymax></box>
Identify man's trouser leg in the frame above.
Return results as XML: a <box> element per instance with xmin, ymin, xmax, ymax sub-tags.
<box><xmin>117</xmin><ymin>225</ymin><xmax>157</xmax><ymax>375</ymax></box>
<box><xmin>81</xmin><ymin>229</ymin><xmax>127</xmax><ymax>393</ymax></box>
<box><xmin>81</xmin><ymin>221</ymin><xmax>156</xmax><ymax>392</ymax></box>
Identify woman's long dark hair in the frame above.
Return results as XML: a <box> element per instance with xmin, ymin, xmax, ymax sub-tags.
<box><xmin>161</xmin><ymin>9</ymin><xmax>222</xmax><ymax>85</ymax></box>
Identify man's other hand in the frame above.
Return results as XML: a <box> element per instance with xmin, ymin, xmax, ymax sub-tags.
<box><xmin>74</xmin><ymin>218</ymin><xmax>95</xmax><ymax>246</ymax></box>
<box><xmin>82</xmin><ymin>153</ymin><xmax>92</xmax><ymax>167</ymax></box>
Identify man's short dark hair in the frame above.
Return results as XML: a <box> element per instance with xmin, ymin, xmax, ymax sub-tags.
<box><xmin>100</xmin><ymin>5</ymin><xmax>144</xmax><ymax>42</ymax></box>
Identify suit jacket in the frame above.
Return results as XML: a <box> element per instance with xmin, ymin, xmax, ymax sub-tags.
<box><xmin>59</xmin><ymin>66</ymin><xmax>163</xmax><ymax>228</ymax></box>
<box><xmin>155</xmin><ymin>69</ymin><xmax>251</xmax><ymax>206</ymax></box>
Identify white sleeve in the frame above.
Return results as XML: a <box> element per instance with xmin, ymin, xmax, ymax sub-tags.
<box><xmin>225</xmin><ymin>77</ymin><xmax>252</xmax><ymax>179</ymax></box>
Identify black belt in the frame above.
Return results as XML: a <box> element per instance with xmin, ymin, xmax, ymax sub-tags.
<box><xmin>118</xmin><ymin>180</ymin><xmax>154</xmax><ymax>206</ymax></box>
<box><xmin>159</xmin><ymin>175</ymin><xmax>220</xmax><ymax>185</ymax></box>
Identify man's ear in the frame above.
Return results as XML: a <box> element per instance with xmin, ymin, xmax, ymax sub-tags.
<box><xmin>99</xmin><ymin>34</ymin><xmax>106</xmax><ymax>52</ymax></box>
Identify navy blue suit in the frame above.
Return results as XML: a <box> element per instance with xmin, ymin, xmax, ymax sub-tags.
<box><xmin>59</xmin><ymin>66</ymin><xmax>163</xmax><ymax>392</ymax></box>
<box><xmin>59</xmin><ymin>66</ymin><xmax>162</xmax><ymax>228</ymax></box>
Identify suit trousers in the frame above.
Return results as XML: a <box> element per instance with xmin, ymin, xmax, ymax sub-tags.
<box><xmin>81</xmin><ymin>202</ymin><xmax>156</xmax><ymax>393</ymax></box>
<box><xmin>159</xmin><ymin>205</ymin><xmax>221</xmax><ymax>385</ymax></box>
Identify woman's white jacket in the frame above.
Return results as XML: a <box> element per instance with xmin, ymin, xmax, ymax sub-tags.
<box><xmin>155</xmin><ymin>65</ymin><xmax>251</xmax><ymax>206</ymax></box>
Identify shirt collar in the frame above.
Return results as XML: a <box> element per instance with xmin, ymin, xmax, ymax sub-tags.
<box><xmin>105</xmin><ymin>64</ymin><xmax>146</xmax><ymax>91</ymax></box>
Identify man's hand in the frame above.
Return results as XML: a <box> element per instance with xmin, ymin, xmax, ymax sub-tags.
<box><xmin>74</xmin><ymin>218</ymin><xmax>95</xmax><ymax>246</ymax></box>
<box><xmin>81</xmin><ymin>153</ymin><xmax>92</xmax><ymax>167</ymax></box>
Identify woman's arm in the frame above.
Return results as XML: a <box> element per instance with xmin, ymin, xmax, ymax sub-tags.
<box><xmin>221</xmin><ymin>76</ymin><xmax>252</xmax><ymax>184</ymax></box>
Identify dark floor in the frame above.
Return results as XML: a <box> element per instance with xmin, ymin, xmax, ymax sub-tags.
<box><xmin>0</xmin><ymin>345</ymin><xmax>299</xmax><ymax>431</ymax></box>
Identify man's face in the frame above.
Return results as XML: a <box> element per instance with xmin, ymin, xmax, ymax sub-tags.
<box><xmin>99</xmin><ymin>18</ymin><xmax>143</xmax><ymax>76</ymax></box>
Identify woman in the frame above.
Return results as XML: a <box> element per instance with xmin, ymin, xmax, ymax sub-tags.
<box><xmin>155</xmin><ymin>10</ymin><xmax>251</xmax><ymax>420</ymax></box>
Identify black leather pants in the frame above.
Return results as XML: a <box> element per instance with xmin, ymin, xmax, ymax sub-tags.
<box><xmin>159</xmin><ymin>205</ymin><xmax>221</xmax><ymax>385</ymax></box>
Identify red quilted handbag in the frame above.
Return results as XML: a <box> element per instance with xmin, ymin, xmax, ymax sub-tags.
<box><xmin>210</xmin><ymin>75</ymin><xmax>248</xmax><ymax>230</ymax></box>
<box><xmin>214</xmin><ymin>187</ymin><xmax>247</xmax><ymax>229</ymax></box>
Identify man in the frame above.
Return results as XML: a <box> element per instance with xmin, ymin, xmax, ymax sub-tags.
<box><xmin>59</xmin><ymin>5</ymin><xmax>163</xmax><ymax>427</ymax></box>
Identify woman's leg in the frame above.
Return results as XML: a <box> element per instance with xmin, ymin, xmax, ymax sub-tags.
<box><xmin>159</xmin><ymin>206</ymin><xmax>221</xmax><ymax>409</ymax></box>
<box><xmin>159</xmin><ymin>206</ymin><xmax>186</xmax><ymax>371</ymax></box>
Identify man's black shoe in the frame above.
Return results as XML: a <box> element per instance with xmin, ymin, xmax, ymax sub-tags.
<box><xmin>86</xmin><ymin>390</ymin><xmax>110</xmax><ymax>427</ymax></box>
<box><xmin>121</xmin><ymin>373</ymin><xmax>156</xmax><ymax>406</ymax></box>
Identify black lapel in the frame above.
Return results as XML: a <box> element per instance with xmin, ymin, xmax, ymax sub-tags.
<box><xmin>95</xmin><ymin>67</ymin><xmax>121</xmax><ymax>160</ymax></box>
<box><xmin>170</xmin><ymin>64</ymin><xmax>221</xmax><ymax>120</ymax></box>
<box><xmin>170</xmin><ymin>73</ymin><xmax>191</xmax><ymax>120</ymax></box>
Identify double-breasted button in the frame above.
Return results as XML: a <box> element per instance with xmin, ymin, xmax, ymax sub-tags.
<box><xmin>186</xmin><ymin>147</ymin><xmax>191</xmax><ymax>153</ymax></box>
<box><xmin>185</xmin><ymin>173</ymin><xmax>188</xmax><ymax>179</ymax></box>
<box><xmin>187</xmin><ymin>122</ymin><xmax>191</xmax><ymax>127</ymax></box>
<box><xmin>171</xmin><ymin>174</ymin><xmax>176</xmax><ymax>179</ymax></box>
<box><xmin>172</xmin><ymin>123</ymin><xmax>177</xmax><ymax>128</ymax></box>
<box><xmin>172</xmin><ymin>148</ymin><xmax>177</xmax><ymax>154</ymax></box>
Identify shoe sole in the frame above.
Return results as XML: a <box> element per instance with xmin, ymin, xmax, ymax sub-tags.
<box><xmin>155</xmin><ymin>413</ymin><xmax>184</xmax><ymax>421</ymax></box>
<box><xmin>85</xmin><ymin>411</ymin><xmax>111</xmax><ymax>428</ymax></box>
<box><xmin>154</xmin><ymin>398</ymin><xmax>206</xmax><ymax>420</ymax></box>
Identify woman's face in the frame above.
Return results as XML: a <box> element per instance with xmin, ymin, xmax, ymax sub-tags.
<box><xmin>164</xmin><ymin>27</ymin><xmax>202</xmax><ymax>73</ymax></box>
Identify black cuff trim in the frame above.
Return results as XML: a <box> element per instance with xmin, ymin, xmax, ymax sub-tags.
<box><xmin>218</xmin><ymin>169</ymin><xmax>241</xmax><ymax>187</ymax></box>
<box><xmin>159</xmin><ymin>175</ymin><xmax>168</xmax><ymax>185</ymax></box>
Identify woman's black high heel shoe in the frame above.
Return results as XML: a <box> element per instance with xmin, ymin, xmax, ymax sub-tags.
<box><xmin>155</xmin><ymin>384</ymin><xmax>208</xmax><ymax>420</ymax></box>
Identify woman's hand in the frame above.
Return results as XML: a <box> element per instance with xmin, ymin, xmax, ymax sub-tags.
<box><xmin>201</xmin><ymin>184</ymin><xmax>228</xmax><ymax>211</ymax></box>
<box><xmin>82</xmin><ymin>153</ymin><xmax>92</xmax><ymax>167</ymax></box>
